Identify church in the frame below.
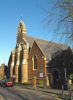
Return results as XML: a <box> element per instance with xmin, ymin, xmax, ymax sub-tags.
<box><xmin>8</xmin><ymin>20</ymin><xmax>67</xmax><ymax>87</ymax></box>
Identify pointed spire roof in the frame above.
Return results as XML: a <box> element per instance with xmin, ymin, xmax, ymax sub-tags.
<box><xmin>20</xmin><ymin>20</ymin><xmax>26</xmax><ymax>29</ymax></box>
<box><xmin>18</xmin><ymin>19</ymin><xmax>26</xmax><ymax>34</ymax></box>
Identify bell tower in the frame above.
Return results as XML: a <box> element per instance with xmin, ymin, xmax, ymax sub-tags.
<box><xmin>17</xmin><ymin>20</ymin><xmax>27</xmax><ymax>45</ymax></box>
<box><xmin>15</xmin><ymin>20</ymin><xmax>28</xmax><ymax>83</ymax></box>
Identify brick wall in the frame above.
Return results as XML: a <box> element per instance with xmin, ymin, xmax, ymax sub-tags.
<box><xmin>28</xmin><ymin>41</ymin><xmax>47</xmax><ymax>86</ymax></box>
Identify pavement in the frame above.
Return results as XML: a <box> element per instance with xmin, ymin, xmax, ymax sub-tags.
<box><xmin>22</xmin><ymin>85</ymin><xmax>73</xmax><ymax>100</ymax></box>
<box><xmin>37</xmin><ymin>88</ymin><xmax>73</xmax><ymax>100</ymax></box>
<box><xmin>0</xmin><ymin>84</ymin><xmax>73</xmax><ymax>100</ymax></box>
<box><xmin>14</xmin><ymin>83</ymin><xmax>73</xmax><ymax>99</ymax></box>
<box><xmin>0</xmin><ymin>93</ymin><xmax>5</xmax><ymax>100</ymax></box>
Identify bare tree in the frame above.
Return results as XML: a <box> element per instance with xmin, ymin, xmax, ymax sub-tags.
<box><xmin>45</xmin><ymin>0</ymin><xmax>73</xmax><ymax>46</ymax></box>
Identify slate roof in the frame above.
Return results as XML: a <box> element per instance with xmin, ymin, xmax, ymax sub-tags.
<box><xmin>27</xmin><ymin>36</ymin><xmax>68</xmax><ymax>61</ymax></box>
<box><xmin>48</xmin><ymin>47</ymin><xmax>73</xmax><ymax>71</ymax></box>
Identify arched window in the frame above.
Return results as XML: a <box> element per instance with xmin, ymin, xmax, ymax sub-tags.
<box><xmin>33</xmin><ymin>55</ymin><xmax>37</xmax><ymax>70</ymax></box>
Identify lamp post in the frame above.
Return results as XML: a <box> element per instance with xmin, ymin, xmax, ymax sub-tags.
<box><xmin>64</xmin><ymin>68</ymin><xmax>72</xmax><ymax>100</ymax></box>
<box><xmin>62</xmin><ymin>67</ymin><xmax>67</xmax><ymax>97</ymax></box>
<box><xmin>64</xmin><ymin>68</ymin><xmax>67</xmax><ymax>81</ymax></box>
<box><xmin>68</xmin><ymin>85</ymin><xmax>72</xmax><ymax>100</ymax></box>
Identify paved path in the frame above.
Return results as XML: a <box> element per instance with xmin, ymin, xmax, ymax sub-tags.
<box><xmin>0</xmin><ymin>86</ymin><xmax>28</xmax><ymax>100</ymax></box>
<box><xmin>0</xmin><ymin>85</ymin><xmax>62</xmax><ymax>100</ymax></box>
<box><xmin>7</xmin><ymin>86</ymin><xmax>60</xmax><ymax>100</ymax></box>
<box><xmin>15</xmin><ymin>84</ymin><xmax>73</xmax><ymax>95</ymax></box>
<box><xmin>0</xmin><ymin>84</ymin><xmax>73</xmax><ymax>100</ymax></box>
<box><xmin>15</xmin><ymin>84</ymin><xmax>73</xmax><ymax>99</ymax></box>
<box><xmin>0</xmin><ymin>94</ymin><xmax>5</xmax><ymax>100</ymax></box>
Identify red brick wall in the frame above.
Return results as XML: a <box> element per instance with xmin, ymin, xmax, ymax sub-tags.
<box><xmin>28</xmin><ymin>41</ymin><xmax>47</xmax><ymax>85</ymax></box>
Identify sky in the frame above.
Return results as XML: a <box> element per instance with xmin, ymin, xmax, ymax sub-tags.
<box><xmin>0</xmin><ymin>0</ymin><xmax>60</xmax><ymax>65</ymax></box>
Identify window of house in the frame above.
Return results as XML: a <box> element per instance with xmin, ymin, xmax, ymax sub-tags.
<box><xmin>33</xmin><ymin>55</ymin><xmax>37</xmax><ymax>70</ymax></box>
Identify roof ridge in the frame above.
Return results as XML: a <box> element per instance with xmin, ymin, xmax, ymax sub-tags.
<box><xmin>28</xmin><ymin>35</ymin><xmax>67</xmax><ymax>48</ymax></box>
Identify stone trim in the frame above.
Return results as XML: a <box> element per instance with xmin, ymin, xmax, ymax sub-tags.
<box><xmin>22</xmin><ymin>59</ymin><xmax>27</xmax><ymax>64</ymax></box>
<box><xmin>11</xmin><ymin>62</ymin><xmax>14</xmax><ymax>67</ymax></box>
<box><xmin>16</xmin><ymin>60</ymin><xmax>20</xmax><ymax>65</ymax></box>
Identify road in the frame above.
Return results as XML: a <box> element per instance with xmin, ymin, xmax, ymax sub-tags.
<box><xmin>0</xmin><ymin>85</ymin><xmax>62</xmax><ymax>100</ymax></box>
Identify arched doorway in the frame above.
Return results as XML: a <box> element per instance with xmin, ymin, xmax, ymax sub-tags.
<box><xmin>52</xmin><ymin>69</ymin><xmax>60</xmax><ymax>89</ymax></box>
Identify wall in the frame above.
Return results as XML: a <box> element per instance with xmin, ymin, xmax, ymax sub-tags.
<box><xmin>28</xmin><ymin>41</ymin><xmax>47</xmax><ymax>86</ymax></box>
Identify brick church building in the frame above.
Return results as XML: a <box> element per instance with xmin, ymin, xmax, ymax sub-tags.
<box><xmin>8</xmin><ymin>20</ymin><xmax>67</xmax><ymax>87</ymax></box>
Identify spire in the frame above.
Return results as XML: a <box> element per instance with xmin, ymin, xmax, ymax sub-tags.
<box><xmin>17</xmin><ymin>19</ymin><xmax>27</xmax><ymax>45</ymax></box>
<box><xmin>18</xmin><ymin>19</ymin><xmax>26</xmax><ymax>34</ymax></box>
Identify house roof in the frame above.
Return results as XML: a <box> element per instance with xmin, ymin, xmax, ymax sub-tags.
<box><xmin>27</xmin><ymin>36</ymin><xmax>68</xmax><ymax>60</ymax></box>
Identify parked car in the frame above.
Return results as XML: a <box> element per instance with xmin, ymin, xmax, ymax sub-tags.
<box><xmin>4</xmin><ymin>81</ymin><xmax>14</xmax><ymax>87</ymax></box>
<box><xmin>0</xmin><ymin>79</ymin><xmax>14</xmax><ymax>87</ymax></box>
<box><xmin>0</xmin><ymin>79</ymin><xmax>6</xmax><ymax>87</ymax></box>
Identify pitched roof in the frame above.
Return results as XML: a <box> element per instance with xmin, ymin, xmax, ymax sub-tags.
<box><xmin>27</xmin><ymin>36</ymin><xmax>68</xmax><ymax>60</ymax></box>
<box><xmin>48</xmin><ymin>48</ymin><xmax>73</xmax><ymax>72</ymax></box>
